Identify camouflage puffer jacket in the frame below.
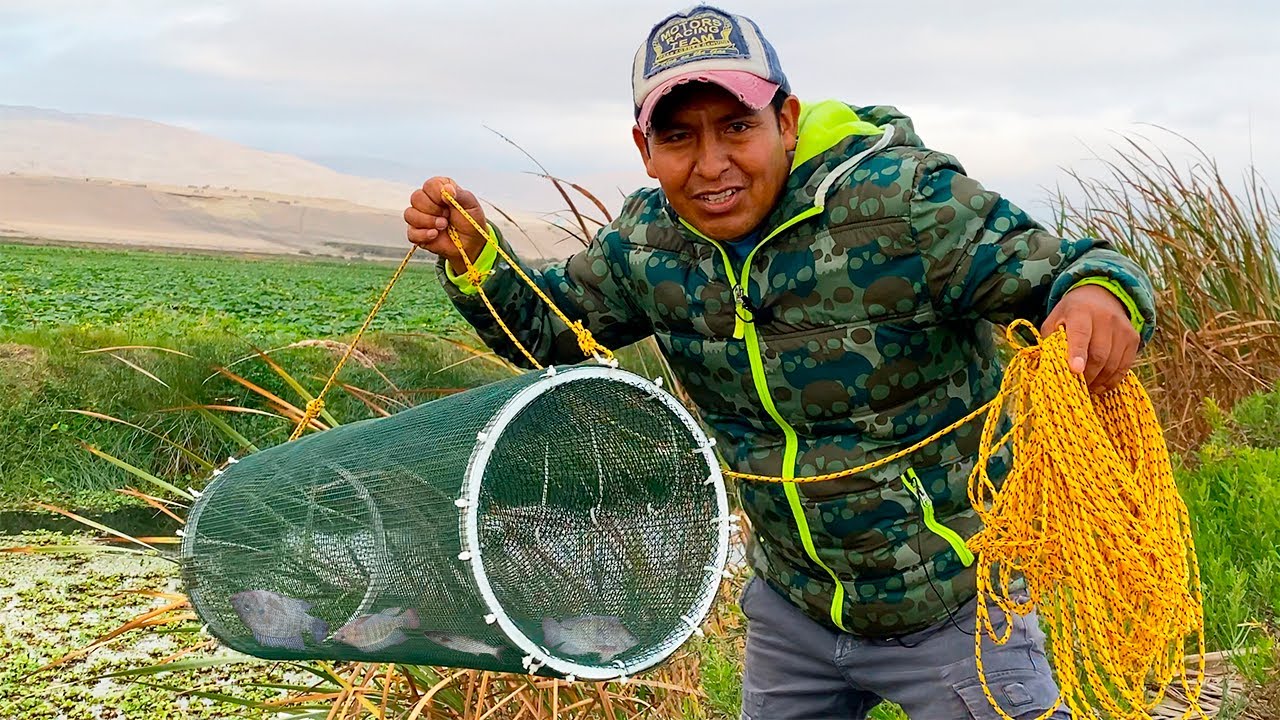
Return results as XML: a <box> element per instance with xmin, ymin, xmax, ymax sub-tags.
<box><xmin>437</xmin><ymin>100</ymin><xmax>1156</xmax><ymax>637</ymax></box>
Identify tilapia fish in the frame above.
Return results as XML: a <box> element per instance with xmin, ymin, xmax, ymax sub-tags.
<box><xmin>543</xmin><ymin>615</ymin><xmax>638</xmax><ymax>662</ymax></box>
<box><xmin>332</xmin><ymin>607</ymin><xmax>420</xmax><ymax>653</ymax></box>
<box><xmin>229</xmin><ymin>589</ymin><xmax>327</xmax><ymax>652</ymax></box>
<box><xmin>423</xmin><ymin>632</ymin><xmax>504</xmax><ymax>658</ymax></box>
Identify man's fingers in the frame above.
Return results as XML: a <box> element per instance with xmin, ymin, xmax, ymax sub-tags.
<box><xmin>444</xmin><ymin>187</ymin><xmax>485</xmax><ymax>234</ymax></box>
<box><xmin>1064</xmin><ymin>310</ymin><xmax>1093</xmax><ymax>376</ymax></box>
<box><xmin>1044</xmin><ymin>285</ymin><xmax>1140</xmax><ymax>391</ymax></box>
<box><xmin>409</xmin><ymin>188</ymin><xmax>445</xmax><ymax>216</ymax></box>
<box><xmin>1092</xmin><ymin>325</ymin><xmax>1127</xmax><ymax>392</ymax></box>
<box><xmin>407</xmin><ymin>226</ymin><xmax>440</xmax><ymax>245</ymax></box>
<box><xmin>451</xmin><ymin>185</ymin><xmax>482</xmax><ymax>212</ymax></box>
<box><xmin>404</xmin><ymin>206</ymin><xmax>442</xmax><ymax>231</ymax></box>
<box><xmin>416</xmin><ymin>178</ymin><xmax>485</xmax><ymax>233</ymax></box>
<box><xmin>418</xmin><ymin>177</ymin><xmax>461</xmax><ymax>210</ymax></box>
<box><xmin>1103</xmin><ymin>331</ymin><xmax>1140</xmax><ymax>393</ymax></box>
<box><xmin>1083</xmin><ymin>332</ymin><xmax>1110</xmax><ymax>387</ymax></box>
<box><xmin>1039</xmin><ymin>307</ymin><xmax>1064</xmax><ymax>340</ymax></box>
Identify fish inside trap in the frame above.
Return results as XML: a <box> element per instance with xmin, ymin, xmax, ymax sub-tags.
<box><xmin>180</xmin><ymin>365</ymin><xmax>730</xmax><ymax>680</ymax></box>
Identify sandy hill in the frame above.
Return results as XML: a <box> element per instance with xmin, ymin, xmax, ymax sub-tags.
<box><xmin>0</xmin><ymin>106</ymin><xmax>567</xmax><ymax>260</ymax></box>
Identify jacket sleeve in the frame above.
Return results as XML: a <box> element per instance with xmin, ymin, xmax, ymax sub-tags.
<box><xmin>436</xmin><ymin>222</ymin><xmax>652</xmax><ymax>368</ymax></box>
<box><xmin>910</xmin><ymin>152</ymin><xmax>1156</xmax><ymax>344</ymax></box>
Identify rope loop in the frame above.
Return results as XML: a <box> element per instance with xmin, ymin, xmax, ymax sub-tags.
<box><xmin>437</xmin><ymin>187</ymin><xmax>616</xmax><ymax>368</ymax></box>
<box><xmin>1005</xmin><ymin>317</ymin><xmax>1043</xmax><ymax>350</ymax></box>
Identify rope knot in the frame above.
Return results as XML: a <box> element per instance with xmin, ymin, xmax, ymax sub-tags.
<box><xmin>301</xmin><ymin>398</ymin><xmax>325</xmax><ymax>425</ymax></box>
<box><xmin>289</xmin><ymin>397</ymin><xmax>329</xmax><ymax>441</ymax></box>
<box><xmin>569</xmin><ymin>320</ymin><xmax>614</xmax><ymax>363</ymax></box>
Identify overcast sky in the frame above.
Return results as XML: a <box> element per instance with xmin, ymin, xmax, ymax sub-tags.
<box><xmin>2</xmin><ymin>0</ymin><xmax>1277</xmax><ymax>219</ymax></box>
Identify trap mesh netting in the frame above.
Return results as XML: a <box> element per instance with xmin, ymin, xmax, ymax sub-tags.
<box><xmin>180</xmin><ymin>365</ymin><xmax>728</xmax><ymax>680</ymax></box>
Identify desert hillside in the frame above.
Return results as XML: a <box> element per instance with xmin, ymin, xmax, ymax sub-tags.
<box><xmin>0</xmin><ymin>106</ymin><xmax>568</xmax><ymax>260</ymax></box>
<box><xmin>0</xmin><ymin>105</ymin><xmax>411</xmax><ymax>210</ymax></box>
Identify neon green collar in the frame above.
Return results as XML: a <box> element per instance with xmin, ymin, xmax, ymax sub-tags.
<box><xmin>791</xmin><ymin>100</ymin><xmax>884</xmax><ymax>170</ymax></box>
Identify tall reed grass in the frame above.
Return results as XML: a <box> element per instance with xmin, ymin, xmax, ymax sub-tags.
<box><xmin>1054</xmin><ymin>131</ymin><xmax>1280</xmax><ymax>451</ymax></box>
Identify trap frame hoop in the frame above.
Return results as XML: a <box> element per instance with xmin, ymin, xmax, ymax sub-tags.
<box><xmin>462</xmin><ymin>366</ymin><xmax>729</xmax><ymax>679</ymax></box>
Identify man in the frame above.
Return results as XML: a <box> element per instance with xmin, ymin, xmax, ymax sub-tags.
<box><xmin>405</xmin><ymin>6</ymin><xmax>1153</xmax><ymax>719</ymax></box>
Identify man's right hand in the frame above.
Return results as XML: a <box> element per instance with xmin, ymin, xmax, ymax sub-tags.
<box><xmin>404</xmin><ymin>177</ymin><xmax>489</xmax><ymax>275</ymax></box>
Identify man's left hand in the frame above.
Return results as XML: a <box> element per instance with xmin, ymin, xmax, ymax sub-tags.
<box><xmin>1039</xmin><ymin>284</ymin><xmax>1139</xmax><ymax>394</ymax></box>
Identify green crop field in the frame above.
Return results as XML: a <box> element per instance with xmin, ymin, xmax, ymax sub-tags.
<box><xmin>0</xmin><ymin>241</ymin><xmax>466</xmax><ymax>339</ymax></box>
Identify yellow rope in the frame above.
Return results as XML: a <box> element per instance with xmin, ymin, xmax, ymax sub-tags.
<box><xmin>439</xmin><ymin>190</ymin><xmax>615</xmax><ymax>365</ymax></box>
<box><xmin>289</xmin><ymin>190</ymin><xmax>613</xmax><ymax>441</ymax></box>
<box><xmin>446</xmin><ymin>222</ymin><xmax>544</xmax><ymax>370</ymax></box>
<box><xmin>288</xmin><ymin>246</ymin><xmax>418</xmax><ymax>442</ymax></box>
<box><xmin>965</xmin><ymin>321</ymin><xmax>1205</xmax><ymax>719</ymax></box>
<box><xmin>722</xmin><ymin>401</ymin><xmax>997</xmax><ymax>483</ymax></box>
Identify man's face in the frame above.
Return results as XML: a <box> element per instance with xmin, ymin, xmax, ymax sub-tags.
<box><xmin>632</xmin><ymin>83</ymin><xmax>799</xmax><ymax>242</ymax></box>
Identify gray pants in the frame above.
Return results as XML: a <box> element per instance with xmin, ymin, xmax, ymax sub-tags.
<box><xmin>739</xmin><ymin>576</ymin><xmax>1071</xmax><ymax>720</ymax></box>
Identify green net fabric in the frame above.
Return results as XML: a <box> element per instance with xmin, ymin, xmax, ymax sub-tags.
<box><xmin>181</xmin><ymin>365</ymin><xmax>727</xmax><ymax>679</ymax></box>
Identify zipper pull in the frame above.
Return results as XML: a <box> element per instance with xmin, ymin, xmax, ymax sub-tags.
<box><xmin>901</xmin><ymin>468</ymin><xmax>974</xmax><ymax>567</ymax></box>
<box><xmin>732</xmin><ymin>286</ymin><xmax>752</xmax><ymax>340</ymax></box>
<box><xmin>901</xmin><ymin>468</ymin><xmax>931</xmax><ymax>507</ymax></box>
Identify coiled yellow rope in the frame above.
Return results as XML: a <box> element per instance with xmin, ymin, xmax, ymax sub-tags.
<box><xmin>967</xmin><ymin>321</ymin><xmax>1205</xmax><ymax>719</ymax></box>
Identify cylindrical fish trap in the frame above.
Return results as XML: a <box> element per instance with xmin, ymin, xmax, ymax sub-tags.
<box><xmin>181</xmin><ymin>365</ymin><xmax>728</xmax><ymax>679</ymax></box>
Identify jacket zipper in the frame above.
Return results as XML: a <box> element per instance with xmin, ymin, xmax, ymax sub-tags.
<box><xmin>681</xmin><ymin>211</ymin><xmax>850</xmax><ymax>632</ymax></box>
<box><xmin>673</xmin><ymin>127</ymin><xmax>895</xmax><ymax>632</ymax></box>
<box><xmin>900</xmin><ymin>468</ymin><xmax>975</xmax><ymax>567</ymax></box>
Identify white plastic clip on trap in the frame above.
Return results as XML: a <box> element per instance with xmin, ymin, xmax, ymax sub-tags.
<box><xmin>679</xmin><ymin>614</ymin><xmax>705</xmax><ymax>637</ymax></box>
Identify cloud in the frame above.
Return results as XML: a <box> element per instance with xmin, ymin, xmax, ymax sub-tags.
<box><xmin>0</xmin><ymin>0</ymin><xmax>1276</xmax><ymax>215</ymax></box>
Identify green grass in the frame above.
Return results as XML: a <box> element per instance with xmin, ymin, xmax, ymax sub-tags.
<box><xmin>0</xmin><ymin>241</ymin><xmax>686</xmax><ymax>513</ymax></box>
<box><xmin>1210</xmin><ymin>386</ymin><xmax>1280</xmax><ymax>451</ymax></box>
<box><xmin>698</xmin><ymin>637</ymin><xmax>746</xmax><ymax>718</ymax></box>
<box><xmin>1179</xmin><ymin>395</ymin><xmax>1280</xmax><ymax>683</ymax></box>
<box><xmin>0</xmin><ymin>322</ymin><xmax>520</xmax><ymax>510</ymax></box>
<box><xmin>1</xmin><ymin>242</ymin><xmax>467</xmax><ymax>338</ymax></box>
<box><xmin>1181</xmin><ymin>447</ymin><xmax>1280</xmax><ymax>682</ymax></box>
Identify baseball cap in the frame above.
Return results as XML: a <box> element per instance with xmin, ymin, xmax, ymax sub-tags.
<box><xmin>632</xmin><ymin>5</ymin><xmax>790</xmax><ymax>135</ymax></box>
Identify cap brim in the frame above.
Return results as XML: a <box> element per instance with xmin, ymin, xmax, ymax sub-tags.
<box><xmin>637</xmin><ymin>70</ymin><xmax>781</xmax><ymax>135</ymax></box>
